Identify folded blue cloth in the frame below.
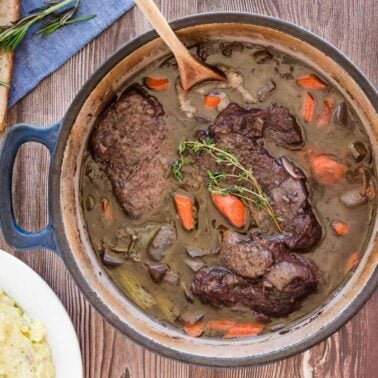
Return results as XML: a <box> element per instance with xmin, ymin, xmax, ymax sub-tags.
<box><xmin>9</xmin><ymin>0</ymin><xmax>134</xmax><ymax>107</ymax></box>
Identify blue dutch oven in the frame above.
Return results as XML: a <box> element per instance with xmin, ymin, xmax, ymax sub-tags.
<box><xmin>0</xmin><ymin>13</ymin><xmax>377</xmax><ymax>367</ymax></box>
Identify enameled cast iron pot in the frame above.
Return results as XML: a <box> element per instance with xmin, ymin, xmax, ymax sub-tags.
<box><xmin>0</xmin><ymin>13</ymin><xmax>377</xmax><ymax>367</ymax></box>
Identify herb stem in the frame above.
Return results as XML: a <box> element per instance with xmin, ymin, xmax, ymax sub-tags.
<box><xmin>0</xmin><ymin>80</ymin><xmax>10</xmax><ymax>88</ymax></box>
<box><xmin>185</xmin><ymin>140</ymin><xmax>263</xmax><ymax>194</ymax></box>
<box><xmin>171</xmin><ymin>138</ymin><xmax>282</xmax><ymax>232</ymax></box>
<box><xmin>0</xmin><ymin>0</ymin><xmax>95</xmax><ymax>50</ymax></box>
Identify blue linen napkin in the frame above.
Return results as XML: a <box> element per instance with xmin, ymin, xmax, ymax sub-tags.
<box><xmin>9</xmin><ymin>0</ymin><xmax>134</xmax><ymax>107</ymax></box>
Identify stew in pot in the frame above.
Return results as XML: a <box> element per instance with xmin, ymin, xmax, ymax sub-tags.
<box><xmin>81</xmin><ymin>41</ymin><xmax>376</xmax><ymax>338</ymax></box>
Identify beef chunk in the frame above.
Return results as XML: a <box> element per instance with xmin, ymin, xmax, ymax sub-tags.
<box><xmin>265</xmin><ymin>261</ymin><xmax>314</xmax><ymax>291</ymax></box>
<box><xmin>200</xmin><ymin>103</ymin><xmax>322</xmax><ymax>251</ymax></box>
<box><xmin>90</xmin><ymin>84</ymin><xmax>172</xmax><ymax>218</ymax></box>
<box><xmin>209</xmin><ymin>103</ymin><xmax>303</xmax><ymax>146</ymax></box>
<box><xmin>191</xmin><ymin>231</ymin><xmax>319</xmax><ymax>317</ymax></box>
<box><xmin>191</xmin><ymin>267</ymin><xmax>244</xmax><ymax>308</ymax></box>
<box><xmin>221</xmin><ymin>231</ymin><xmax>273</xmax><ymax>278</ymax></box>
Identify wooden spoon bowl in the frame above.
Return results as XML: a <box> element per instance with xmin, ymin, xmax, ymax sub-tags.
<box><xmin>134</xmin><ymin>0</ymin><xmax>226</xmax><ymax>91</ymax></box>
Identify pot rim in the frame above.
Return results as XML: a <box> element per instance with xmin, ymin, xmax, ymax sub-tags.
<box><xmin>51</xmin><ymin>12</ymin><xmax>378</xmax><ymax>367</ymax></box>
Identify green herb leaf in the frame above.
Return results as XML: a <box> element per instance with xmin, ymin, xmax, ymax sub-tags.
<box><xmin>177</xmin><ymin>141</ymin><xmax>186</xmax><ymax>154</ymax></box>
<box><xmin>175</xmin><ymin>139</ymin><xmax>282</xmax><ymax>232</ymax></box>
<box><xmin>37</xmin><ymin>13</ymin><xmax>96</xmax><ymax>37</ymax></box>
<box><xmin>0</xmin><ymin>80</ymin><xmax>10</xmax><ymax>88</ymax></box>
<box><xmin>0</xmin><ymin>0</ymin><xmax>96</xmax><ymax>51</ymax></box>
<box><xmin>171</xmin><ymin>159</ymin><xmax>187</xmax><ymax>183</ymax></box>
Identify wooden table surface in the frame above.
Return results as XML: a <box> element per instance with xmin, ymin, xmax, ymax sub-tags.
<box><xmin>1</xmin><ymin>0</ymin><xmax>377</xmax><ymax>377</ymax></box>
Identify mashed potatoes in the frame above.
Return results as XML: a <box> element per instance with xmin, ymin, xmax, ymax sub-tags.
<box><xmin>0</xmin><ymin>290</ymin><xmax>55</xmax><ymax>378</ymax></box>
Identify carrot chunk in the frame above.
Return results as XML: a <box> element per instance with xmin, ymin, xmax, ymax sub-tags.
<box><xmin>183</xmin><ymin>321</ymin><xmax>204</xmax><ymax>337</ymax></box>
<box><xmin>302</xmin><ymin>92</ymin><xmax>315</xmax><ymax>123</ymax></box>
<box><xmin>317</xmin><ymin>100</ymin><xmax>333</xmax><ymax>127</ymax></box>
<box><xmin>204</xmin><ymin>95</ymin><xmax>221</xmax><ymax>108</ymax></box>
<box><xmin>296</xmin><ymin>74</ymin><xmax>327</xmax><ymax>90</ymax></box>
<box><xmin>310</xmin><ymin>155</ymin><xmax>345</xmax><ymax>185</ymax></box>
<box><xmin>211</xmin><ymin>193</ymin><xmax>247</xmax><ymax>228</ymax></box>
<box><xmin>206</xmin><ymin>320</ymin><xmax>236</xmax><ymax>332</ymax></box>
<box><xmin>223</xmin><ymin>323</ymin><xmax>265</xmax><ymax>339</ymax></box>
<box><xmin>331</xmin><ymin>221</ymin><xmax>349</xmax><ymax>236</ymax></box>
<box><xmin>173</xmin><ymin>194</ymin><xmax>195</xmax><ymax>231</ymax></box>
<box><xmin>101</xmin><ymin>198</ymin><xmax>114</xmax><ymax>223</ymax></box>
<box><xmin>144</xmin><ymin>76</ymin><xmax>169</xmax><ymax>91</ymax></box>
<box><xmin>344</xmin><ymin>252</ymin><xmax>359</xmax><ymax>273</ymax></box>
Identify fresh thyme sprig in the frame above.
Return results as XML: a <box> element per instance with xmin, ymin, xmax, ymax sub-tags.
<box><xmin>171</xmin><ymin>138</ymin><xmax>282</xmax><ymax>232</ymax></box>
<box><xmin>171</xmin><ymin>159</ymin><xmax>186</xmax><ymax>183</ymax></box>
<box><xmin>0</xmin><ymin>0</ymin><xmax>96</xmax><ymax>50</ymax></box>
<box><xmin>0</xmin><ymin>80</ymin><xmax>10</xmax><ymax>88</ymax></box>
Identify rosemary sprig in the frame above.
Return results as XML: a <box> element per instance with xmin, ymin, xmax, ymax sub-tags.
<box><xmin>0</xmin><ymin>80</ymin><xmax>10</xmax><ymax>88</ymax></box>
<box><xmin>172</xmin><ymin>138</ymin><xmax>282</xmax><ymax>232</ymax></box>
<box><xmin>0</xmin><ymin>0</ymin><xmax>95</xmax><ymax>51</ymax></box>
<box><xmin>37</xmin><ymin>2</ymin><xmax>96</xmax><ymax>37</ymax></box>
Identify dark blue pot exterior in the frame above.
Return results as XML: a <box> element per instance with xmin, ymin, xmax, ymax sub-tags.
<box><xmin>0</xmin><ymin>123</ymin><xmax>61</xmax><ymax>254</ymax></box>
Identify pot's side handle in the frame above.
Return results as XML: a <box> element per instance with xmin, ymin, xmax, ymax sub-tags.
<box><xmin>0</xmin><ymin>123</ymin><xmax>61</xmax><ymax>255</ymax></box>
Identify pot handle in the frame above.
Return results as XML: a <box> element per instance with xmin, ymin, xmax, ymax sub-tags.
<box><xmin>0</xmin><ymin>122</ymin><xmax>61</xmax><ymax>255</ymax></box>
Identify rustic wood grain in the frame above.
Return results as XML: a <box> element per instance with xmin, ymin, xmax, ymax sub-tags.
<box><xmin>1</xmin><ymin>0</ymin><xmax>377</xmax><ymax>377</ymax></box>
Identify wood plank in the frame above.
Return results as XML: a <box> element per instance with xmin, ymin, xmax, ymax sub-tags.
<box><xmin>1</xmin><ymin>1</ymin><xmax>376</xmax><ymax>377</ymax></box>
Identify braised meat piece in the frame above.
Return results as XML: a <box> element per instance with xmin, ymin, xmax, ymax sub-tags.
<box><xmin>90</xmin><ymin>84</ymin><xmax>172</xmax><ymax>218</ymax></box>
<box><xmin>192</xmin><ymin>232</ymin><xmax>319</xmax><ymax>317</ymax></box>
<box><xmin>191</xmin><ymin>267</ymin><xmax>244</xmax><ymax>308</ymax></box>
<box><xmin>209</xmin><ymin>103</ymin><xmax>303</xmax><ymax>146</ymax></box>
<box><xmin>221</xmin><ymin>231</ymin><xmax>274</xmax><ymax>278</ymax></box>
<box><xmin>200</xmin><ymin>103</ymin><xmax>322</xmax><ymax>251</ymax></box>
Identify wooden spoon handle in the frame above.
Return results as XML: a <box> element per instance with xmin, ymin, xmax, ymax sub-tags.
<box><xmin>134</xmin><ymin>0</ymin><xmax>192</xmax><ymax>62</ymax></box>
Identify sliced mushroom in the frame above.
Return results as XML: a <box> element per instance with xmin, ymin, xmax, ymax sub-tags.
<box><xmin>185</xmin><ymin>247</ymin><xmax>210</xmax><ymax>258</ymax></box>
<box><xmin>340</xmin><ymin>189</ymin><xmax>367</xmax><ymax>208</ymax></box>
<box><xmin>148</xmin><ymin>225</ymin><xmax>176</xmax><ymax>261</ymax></box>
<box><xmin>360</xmin><ymin>167</ymin><xmax>376</xmax><ymax>199</ymax></box>
<box><xmin>281</xmin><ymin>72</ymin><xmax>294</xmax><ymax>80</ymax></box>
<box><xmin>181</xmin><ymin>282</ymin><xmax>195</xmax><ymax>303</ymax></box>
<box><xmin>257</xmin><ymin>80</ymin><xmax>276</xmax><ymax>101</ymax></box>
<box><xmin>359</xmin><ymin>167</ymin><xmax>372</xmax><ymax>192</ymax></box>
<box><xmin>184</xmin><ymin>258</ymin><xmax>205</xmax><ymax>273</ymax></box>
<box><xmin>280</xmin><ymin>156</ymin><xmax>305</xmax><ymax>179</ymax></box>
<box><xmin>334</xmin><ymin>101</ymin><xmax>348</xmax><ymax>126</ymax></box>
<box><xmin>180</xmin><ymin>310</ymin><xmax>204</xmax><ymax>325</ymax></box>
<box><xmin>194</xmin><ymin>115</ymin><xmax>211</xmax><ymax>123</ymax></box>
<box><xmin>147</xmin><ymin>263</ymin><xmax>169</xmax><ymax>283</ymax></box>
<box><xmin>221</xmin><ymin>42</ymin><xmax>244</xmax><ymax>57</ymax></box>
<box><xmin>253</xmin><ymin>50</ymin><xmax>273</xmax><ymax>64</ymax></box>
<box><xmin>349</xmin><ymin>142</ymin><xmax>368</xmax><ymax>162</ymax></box>
<box><xmin>85</xmin><ymin>195</ymin><xmax>95</xmax><ymax>211</ymax></box>
<box><xmin>100</xmin><ymin>250</ymin><xmax>124</xmax><ymax>267</ymax></box>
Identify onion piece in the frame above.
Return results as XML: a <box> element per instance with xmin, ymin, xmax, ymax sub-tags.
<box><xmin>280</xmin><ymin>156</ymin><xmax>305</xmax><ymax>179</ymax></box>
<box><xmin>340</xmin><ymin>189</ymin><xmax>367</xmax><ymax>208</ymax></box>
<box><xmin>184</xmin><ymin>258</ymin><xmax>205</xmax><ymax>272</ymax></box>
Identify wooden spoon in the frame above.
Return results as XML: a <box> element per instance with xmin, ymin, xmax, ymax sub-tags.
<box><xmin>134</xmin><ymin>0</ymin><xmax>225</xmax><ymax>91</ymax></box>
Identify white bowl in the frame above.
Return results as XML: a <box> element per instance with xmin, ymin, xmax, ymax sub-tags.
<box><xmin>0</xmin><ymin>249</ymin><xmax>83</xmax><ymax>378</ymax></box>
